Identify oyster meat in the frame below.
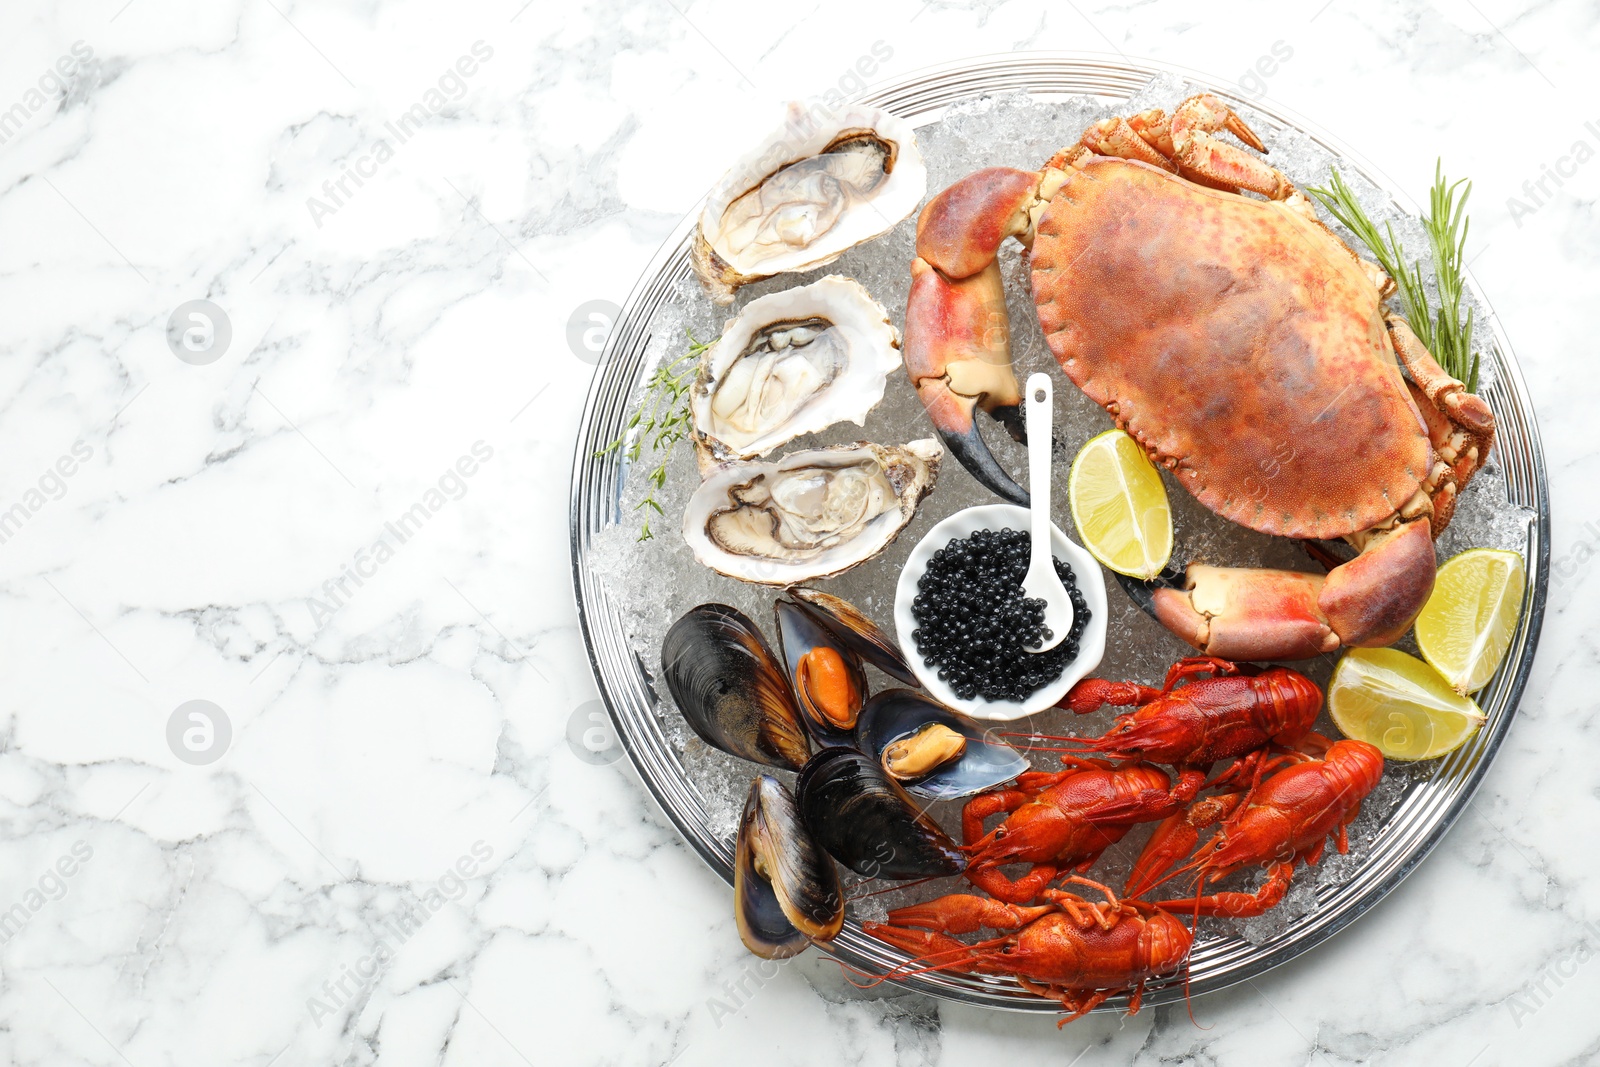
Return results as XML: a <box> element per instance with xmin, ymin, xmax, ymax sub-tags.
<box><xmin>691</xmin><ymin>276</ymin><xmax>901</xmax><ymax>465</ymax></box>
<box><xmin>693</xmin><ymin>103</ymin><xmax>926</xmax><ymax>303</ymax></box>
<box><xmin>683</xmin><ymin>440</ymin><xmax>942</xmax><ymax>585</ymax></box>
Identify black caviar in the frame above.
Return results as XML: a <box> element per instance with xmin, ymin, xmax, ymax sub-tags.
<box><xmin>911</xmin><ymin>527</ymin><xmax>1091</xmax><ymax>703</ymax></box>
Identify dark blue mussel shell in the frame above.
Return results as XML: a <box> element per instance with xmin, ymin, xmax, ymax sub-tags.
<box><xmin>774</xmin><ymin>597</ymin><xmax>867</xmax><ymax>748</ymax></box>
<box><xmin>788</xmin><ymin>588</ymin><xmax>918</xmax><ymax>686</ymax></box>
<box><xmin>856</xmin><ymin>689</ymin><xmax>1030</xmax><ymax>800</ymax></box>
<box><xmin>661</xmin><ymin>604</ymin><xmax>811</xmax><ymax>770</ymax></box>
<box><xmin>735</xmin><ymin>775</ymin><xmax>844</xmax><ymax>959</ymax></box>
<box><xmin>794</xmin><ymin>748</ymin><xmax>963</xmax><ymax>880</ymax></box>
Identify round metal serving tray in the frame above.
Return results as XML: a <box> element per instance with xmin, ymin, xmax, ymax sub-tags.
<box><xmin>569</xmin><ymin>53</ymin><xmax>1550</xmax><ymax>1012</ymax></box>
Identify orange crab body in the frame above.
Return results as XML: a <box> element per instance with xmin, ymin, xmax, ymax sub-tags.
<box><xmin>1033</xmin><ymin>157</ymin><xmax>1425</xmax><ymax>539</ymax></box>
<box><xmin>904</xmin><ymin>95</ymin><xmax>1496</xmax><ymax>660</ymax></box>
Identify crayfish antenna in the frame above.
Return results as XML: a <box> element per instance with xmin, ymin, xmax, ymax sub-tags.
<box><xmin>1183</xmin><ymin>870</ymin><xmax>1214</xmax><ymax>1030</ymax></box>
<box><xmin>993</xmin><ymin>743</ymin><xmax>1105</xmax><ymax>761</ymax></box>
<box><xmin>1181</xmin><ymin>947</ymin><xmax>1208</xmax><ymax>1030</ymax></box>
<box><xmin>1130</xmin><ymin>850</ymin><xmax>1207</xmax><ymax>897</ymax></box>
<box><xmin>840</xmin><ymin>935</ymin><xmax>1010</xmax><ymax>988</ymax></box>
<box><xmin>846</xmin><ymin>873</ymin><xmax>945</xmax><ymax>903</ymax></box>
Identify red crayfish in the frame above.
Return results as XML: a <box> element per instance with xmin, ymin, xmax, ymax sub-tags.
<box><xmin>861</xmin><ymin>655</ymin><xmax>1386</xmax><ymax>1025</ymax></box>
<box><xmin>960</xmin><ymin>657</ymin><xmax>1325</xmax><ymax>903</ymax></box>
<box><xmin>863</xmin><ymin>876</ymin><xmax>1192</xmax><ymax>1024</ymax></box>
<box><xmin>962</xmin><ymin>760</ymin><xmax>1198</xmax><ymax>904</ymax></box>
<box><xmin>1051</xmin><ymin>655</ymin><xmax>1323</xmax><ymax>769</ymax></box>
<box><xmin>1128</xmin><ymin>736</ymin><xmax>1386</xmax><ymax>914</ymax></box>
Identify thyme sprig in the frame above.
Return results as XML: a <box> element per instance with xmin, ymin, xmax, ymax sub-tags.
<box><xmin>1308</xmin><ymin>161</ymin><xmax>1480</xmax><ymax>392</ymax></box>
<box><xmin>595</xmin><ymin>329</ymin><xmax>710</xmax><ymax>540</ymax></box>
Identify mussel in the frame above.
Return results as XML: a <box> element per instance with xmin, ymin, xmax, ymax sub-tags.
<box><xmin>775</xmin><ymin>597</ymin><xmax>867</xmax><ymax>746</ymax></box>
<box><xmin>735</xmin><ymin>776</ymin><xmax>845</xmax><ymax>959</ymax></box>
<box><xmin>795</xmin><ymin>748</ymin><xmax>963</xmax><ymax>879</ymax></box>
<box><xmin>661</xmin><ymin>604</ymin><xmax>811</xmax><ymax>770</ymax></box>
<box><xmin>882</xmin><ymin>723</ymin><xmax>966</xmax><ymax>778</ymax></box>
<box><xmin>788</xmin><ymin>587</ymin><xmax>917</xmax><ymax>686</ymax></box>
<box><xmin>856</xmin><ymin>689</ymin><xmax>1031</xmax><ymax>800</ymax></box>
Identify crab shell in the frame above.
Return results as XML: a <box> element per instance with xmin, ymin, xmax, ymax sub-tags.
<box><xmin>1030</xmin><ymin>156</ymin><xmax>1430</xmax><ymax>541</ymax></box>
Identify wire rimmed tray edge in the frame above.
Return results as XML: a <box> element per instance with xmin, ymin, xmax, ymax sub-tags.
<box><xmin>567</xmin><ymin>51</ymin><xmax>1550</xmax><ymax>1013</ymax></box>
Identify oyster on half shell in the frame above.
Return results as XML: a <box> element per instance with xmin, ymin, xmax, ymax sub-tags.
<box><xmin>683</xmin><ymin>440</ymin><xmax>942</xmax><ymax>585</ymax></box>
<box><xmin>690</xmin><ymin>276</ymin><xmax>901</xmax><ymax>466</ymax></box>
<box><xmin>692</xmin><ymin>102</ymin><xmax>927</xmax><ymax>303</ymax></box>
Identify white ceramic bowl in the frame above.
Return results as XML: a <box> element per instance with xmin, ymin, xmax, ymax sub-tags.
<box><xmin>892</xmin><ymin>503</ymin><xmax>1107</xmax><ymax>721</ymax></box>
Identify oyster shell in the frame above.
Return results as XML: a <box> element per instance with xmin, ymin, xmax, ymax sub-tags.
<box><xmin>692</xmin><ymin>102</ymin><xmax>926</xmax><ymax>303</ymax></box>
<box><xmin>690</xmin><ymin>276</ymin><xmax>901</xmax><ymax>465</ymax></box>
<box><xmin>683</xmin><ymin>440</ymin><xmax>942</xmax><ymax>585</ymax></box>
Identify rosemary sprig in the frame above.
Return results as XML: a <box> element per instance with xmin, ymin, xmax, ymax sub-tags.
<box><xmin>1307</xmin><ymin>161</ymin><xmax>1479</xmax><ymax>392</ymax></box>
<box><xmin>1422</xmin><ymin>163</ymin><xmax>1479</xmax><ymax>393</ymax></box>
<box><xmin>595</xmin><ymin>329</ymin><xmax>710</xmax><ymax>540</ymax></box>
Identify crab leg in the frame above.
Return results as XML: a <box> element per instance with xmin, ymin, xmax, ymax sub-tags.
<box><xmin>1388</xmin><ymin>314</ymin><xmax>1496</xmax><ymax>531</ymax></box>
<box><xmin>904</xmin><ymin>166</ymin><xmax>1069</xmax><ymax>504</ymax></box>
<box><xmin>1169</xmin><ymin>94</ymin><xmax>1295</xmax><ymax>200</ymax></box>
<box><xmin>1127</xmin><ymin>108</ymin><xmax>1176</xmax><ymax>156</ymax></box>
<box><xmin>1081</xmin><ymin>117</ymin><xmax>1177</xmax><ymax>173</ymax></box>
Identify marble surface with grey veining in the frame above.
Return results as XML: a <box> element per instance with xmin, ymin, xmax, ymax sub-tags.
<box><xmin>1</xmin><ymin>0</ymin><xmax>1597</xmax><ymax>1063</ymax></box>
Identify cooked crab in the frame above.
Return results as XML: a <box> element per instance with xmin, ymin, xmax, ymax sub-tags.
<box><xmin>903</xmin><ymin>93</ymin><xmax>1495</xmax><ymax>660</ymax></box>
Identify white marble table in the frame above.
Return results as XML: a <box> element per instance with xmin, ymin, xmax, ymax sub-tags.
<box><xmin>2</xmin><ymin>0</ymin><xmax>1594</xmax><ymax>1063</ymax></box>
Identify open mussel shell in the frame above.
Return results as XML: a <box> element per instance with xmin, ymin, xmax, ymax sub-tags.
<box><xmin>795</xmin><ymin>748</ymin><xmax>963</xmax><ymax>879</ymax></box>
<box><xmin>661</xmin><ymin>604</ymin><xmax>811</xmax><ymax>770</ymax></box>
<box><xmin>856</xmin><ymin>689</ymin><xmax>1031</xmax><ymax>800</ymax></box>
<box><xmin>736</xmin><ymin>776</ymin><xmax>845</xmax><ymax>960</ymax></box>
<box><xmin>775</xmin><ymin>598</ymin><xmax>867</xmax><ymax>746</ymax></box>
<box><xmin>789</xmin><ymin>587</ymin><xmax>917</xmax><ymax>686</ymax></box>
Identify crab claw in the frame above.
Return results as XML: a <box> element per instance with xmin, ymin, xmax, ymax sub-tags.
<box><xmin>905</xmin><ymin>258</ymin><xmax>1028</xmax><ymax>504</ymax></box>
<box><xmin>1320</xmin><ymin>519</ymin><xmax>1437</xmax><ymax>648</ymax></box>
<box><xmin>1153</xmin><ymin>518</ymin><xmax>1438</xmax><ymax>660</ymax></box>
<box><xmin>904</xmin><ymin>167</ymin><xmax>1048</xmax><ymax>506</ymax></box>
<box><xmin>1154</xmin><ymin>565</ymin><xmax>1336</xmax><ymax>661</ymax></box>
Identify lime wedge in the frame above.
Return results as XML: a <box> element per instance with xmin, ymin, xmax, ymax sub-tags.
<box><xmin>1415</xmin><ymin>548</ymin><xmax>1525</xmax><ymax>695</ymax></box>
<box><xmin>1067</xmin><ymin>429</ymin><xmax>1172</xmax><ymax>579</ymax></box>
<box><xmin>1329</xmin><ymin>647</ymin><xmax>1486</xmax><ymax>761</ymax></box>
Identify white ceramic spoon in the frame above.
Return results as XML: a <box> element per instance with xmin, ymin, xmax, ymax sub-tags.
<box><xmin>1020</xmin><ymin>373</ymin><xmax>1073</xmax><ymax>651</ymax></box>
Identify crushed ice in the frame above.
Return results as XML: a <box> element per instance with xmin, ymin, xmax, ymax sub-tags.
<box><xmin>586</xmin><ymin>80</ymin><xmax>1530</xmax><ymax>953</ymax></box>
